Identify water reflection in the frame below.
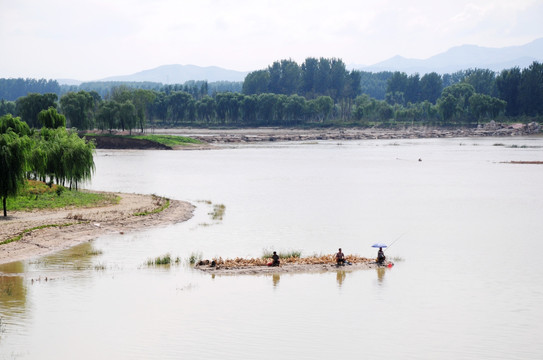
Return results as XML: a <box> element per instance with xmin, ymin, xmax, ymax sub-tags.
<box><xmin>272</xmin><ymin>273</ymin><xmax>280</xmax><ymax>287</ymax></box>
<box><xmin>0</xmin><ymin>261</ymin><xmax>25</xmax><ymax>275</ymax></box>
<box><xmin>0</xmin><ymin>262</ymin><xmax>27</xmax><ymax>321</ymax></box>
<box><xmin>35</xmin><ymin>242</ymin><xmax>100</xmax><ymax>270</ymax></box>
<box><xmin>0</xmin><ymin>275</ymin><xmax>27</xmax><ymax>318</ymax></box>
<box><xmin>336</xmin><ymin>270</ymin><xmax>346</xmax><ymax>287</ymax></box>
<box><xmin>376</xmin><ymin>267</ymin><xmax>386</xmax><ymax>284</ymax></box>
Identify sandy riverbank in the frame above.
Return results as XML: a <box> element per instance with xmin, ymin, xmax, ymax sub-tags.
<box><xmin>154</xmin><ymin>122</ymin><xmax>541</xmax><ymax>145</ymax></box>
<box><xmin>0</xmin><ymin>193</ymin><xmax>194</xmax><ymax>265</ymax></box>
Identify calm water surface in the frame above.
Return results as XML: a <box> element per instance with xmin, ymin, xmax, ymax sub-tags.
<box><xmin>1</xmin><ymin>137</ymin><xmax>542</xmax><ymax>359</ymax></box>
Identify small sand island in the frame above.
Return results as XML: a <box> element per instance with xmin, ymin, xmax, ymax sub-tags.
<box><xmin>0</xmin><ymin>193</ymin><xmax>194</xmax><ymax>265</ymax></box>
<box><xmin>195</xmin><ymin>254</ymin><xmax>393</xmax><ymax>275</ymax></box>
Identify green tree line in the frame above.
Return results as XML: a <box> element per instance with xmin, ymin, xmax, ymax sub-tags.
<box><xmin>1</xmin><ymin>60</ymin><xmax>542</xmax><ymax>130</ymax></box>
<box><xmin>0</xmin><ymin>78</ymin><xmax>61</xmax><ymax>101</ymax></box>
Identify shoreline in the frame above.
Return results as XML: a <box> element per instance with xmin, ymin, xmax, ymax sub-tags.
<box><xmin>0</xmin><ymin>193</ymin><xmax>195</xmax><ymax>265</ymax></box>
<box><xmin>90</xmin><ymin>123</ymin><xmax>541</xmax><ymax>150</ymax></box>
<box><xmin>153</xmin><ymin>123</ymin><xmax>541</xmax><ymax>145</ymax></box>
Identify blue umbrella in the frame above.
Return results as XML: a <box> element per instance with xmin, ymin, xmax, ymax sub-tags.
<box><xmin>371</xmin><ymin>243</ymin><xmax>388</xmax><ymax>248</ymax></box>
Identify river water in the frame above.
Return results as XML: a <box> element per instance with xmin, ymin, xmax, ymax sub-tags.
<box><xmin>1</xmin><ymin>137</ymin><xmax>542</xmax><ymax>359</ymax></box>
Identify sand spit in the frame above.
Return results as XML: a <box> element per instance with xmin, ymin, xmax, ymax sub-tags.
<box><xmin>194</xmin><ymin>255</ymin><xmax>393</xmax><ymax>275</ymax></box>
<box><xmin>156</xmin><ymin>122</ymin><xmax>541</xmax><ymax>145</ymax></box>
<box><xmin>0</xmin><ymin>193</ymin><xmax>194</xmax><ymax>265</ymax></box>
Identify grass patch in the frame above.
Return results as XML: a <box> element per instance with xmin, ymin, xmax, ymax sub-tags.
<box><xmin>209</xmin><ymin>204</ymin><xmax>226</xmax><ymax>220</ymax></box>
<box><xmin>261</xmin><ymin>249</ymin><xmax>302</xmax><ymax>259</ymax></box>
<box><xmin>187</xmin><ymin>251</ymin><xmax>203</xmax><ymax>265</ymax></box>
<box><xmin>6</xmin><ymin>180</ymin><xmax>119</xmax><ymax>211</ymax></box>
<box><xmin>134</xmin><ymin>196</ymin><xmax>170</xmax><ymax>216</ymax></box>
<box><xmin>129</xmin><ymin>134</ymin><xmax>202</xmax><ymax>147</ymax></box>
<box><xmin>146</xmin><ymin>253</ymin><xmax>181</xmax><ymax>266</ymax></box>
<box><xmin>0</xmin><ymin>223</ymin><xmax>81</xmax><ymax>246</ymax></box>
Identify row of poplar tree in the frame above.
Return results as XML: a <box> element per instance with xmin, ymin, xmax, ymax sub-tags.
<box><xmin>1</xmin><ymin>59</ymin><xmax>542</xmax><ymax>131</ymax></box>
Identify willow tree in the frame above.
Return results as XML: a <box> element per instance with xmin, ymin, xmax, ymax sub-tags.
<box><xmin>0</xmin><ymin>115</ymin><xmax>31</xmax><ymax>216</ymax></box>
<box><xmin>38</xmin><ymin>107</ymin><xmax>66</xmax><ymax>129</ymax></box>
<box><xmin>30</xmin><ymin>128</ymin><xmax>95</xmax><ymax>189</ymax></box>
<box><xmin>62</xmin><ymin>132</ymin><xmax>95</xmax><ymax>190</ymax></box>
<box><xmin>0</xmin><ymin>131</ymin><xmax>29</xmax><ymax>216</ymax></box>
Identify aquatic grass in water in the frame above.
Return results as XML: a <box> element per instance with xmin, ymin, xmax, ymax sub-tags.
<box><xmin>209</xmin><ymin>204</ymin><xmax>226</xmax><ymax>220</ymax></box>
<box><xmin>146</xmin><ymin>253</ymin><xmax>181</xmax><ymax>266</ymax></box>
<box><xmin>187</xmin><ymin>252</ymin><xmax>203</xmax><ymax>265</ymax></box>
<box><xmin>94</xmin><ymin>263</ymin><xmax>107</xmax><ymax>271</ymax></box>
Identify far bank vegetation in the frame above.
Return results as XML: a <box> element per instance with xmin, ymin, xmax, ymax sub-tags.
<box><xmin>1</xmin><ymin>59</ymin><xmax>542</xmax><ymax>134</ymax></box>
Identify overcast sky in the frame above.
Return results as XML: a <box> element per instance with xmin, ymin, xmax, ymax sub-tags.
<box><xmin>1</xmin><ymin>0</ymin><xmax>542</xmax><ymax>81</ymax></box>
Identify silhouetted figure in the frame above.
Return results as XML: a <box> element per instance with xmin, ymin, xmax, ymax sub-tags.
<box><xmin>377</xmin><ymin>247</ymin><xmax>386</xmax><ymax>265</ymax></box>
<box><xmin>336</xmin><ymin>248</ymin><xmax>346</xmax><ymax>266</ymax></box>
<box><xmin>268</xmin><ymin>251</ymin><xmax>280</xmax><ymax>267</ymax></box>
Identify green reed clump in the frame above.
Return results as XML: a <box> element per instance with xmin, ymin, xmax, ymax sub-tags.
<box><xmin>261</xmin><ymin>249</ymin><xmax>302</xmax><ymax>259</ymax></box>
<box><xmin>209</xmin><ymin>204</ymin><xmax>226</xmax><ymax>220</ymax></box>
<box><xmin>187</xmin><ymin>252</ymin><xmax>203</xmax><ymax>265</ymax></box>
<box><xmin>146</xmin><ymin>253</ymin><xmax>181</xmax><ymax>266</ymax></box>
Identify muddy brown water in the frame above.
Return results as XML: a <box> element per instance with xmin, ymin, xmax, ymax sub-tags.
<box><xmin>1</xmin><ymin>137</ymin><xmax>542</xmax><ymax>359</ymax></box>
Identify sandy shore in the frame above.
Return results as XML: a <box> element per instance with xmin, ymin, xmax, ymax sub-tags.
<box><xmin>0</xmin><ymin>193</ymin><xmax>194</xmax><ymax>265</ymax></box>
<box><xmin>154</xmin><ymin>123</ymin><xmax>541</xmax><ymax>144</ymax></box>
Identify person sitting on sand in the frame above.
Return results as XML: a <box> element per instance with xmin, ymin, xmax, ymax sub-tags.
<box><xmin>377</xmin><ymin>247</ymin><xmax>386</xmax><ymax>265</ymax></box>
<box><xmin>268</xmin><ymin>251</ymin><xmax>280</xmax><ymax>267</ymax></box>
<box><xmin>336</xmin><ymin>248</ymin><xmax>345</xmax><ymax>266</ymax></box>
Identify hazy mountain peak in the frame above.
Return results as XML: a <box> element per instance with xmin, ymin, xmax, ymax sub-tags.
<box><xmin>98</xmin><ymin>64</ymin><xmax>249</xmax><ymax>84</ymax></box>
<box><xmin>360</xmin><ymin>38</ymin><xmax>543</xmax><ymax>74</ymax></box>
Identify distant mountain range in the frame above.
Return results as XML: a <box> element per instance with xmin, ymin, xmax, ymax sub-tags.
<box><xmin>100</xmin><ymin>64</ymin><xmax>249</xmax><ymax>84</ymax></box>
<box><xmin>355</xmin><ymin>38</ymin><xmax>543</xmax><ymax>74</ymax></box>
<box><xmin>57</xmin><ymin>38</ymin><xmax>542</xmax><ymax>85</ymax></box>
<box><xmin>58</xmin><ymin>65</ymin><xmax>249</xmax><ymax>86</ymax></box>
